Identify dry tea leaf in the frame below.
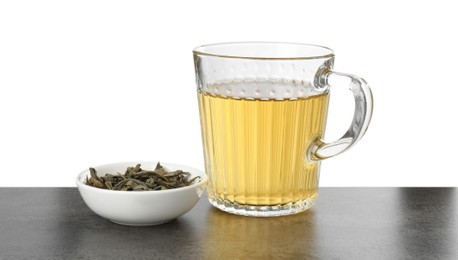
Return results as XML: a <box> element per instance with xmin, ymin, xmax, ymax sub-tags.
<box><xmin>85</xmin><ymin>163</ymin><xmax>200</xmax><ymax>191</ymax></box>
<box><xmin>87</xmin><ymin>168</ymin><xmax>105</xmax><ymax>188</ymax></box>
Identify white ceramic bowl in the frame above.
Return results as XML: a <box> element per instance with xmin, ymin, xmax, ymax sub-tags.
<box><xmin>76</xmin><ymin>161</ymin><xmax>207</xmax><ymax>226</ymax></box>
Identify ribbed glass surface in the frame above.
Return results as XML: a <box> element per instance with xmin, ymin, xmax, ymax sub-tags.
<box><xmin>197</xmin><ymin>82</ymin><xmax>329</xmax><ymax>216</ymax></box>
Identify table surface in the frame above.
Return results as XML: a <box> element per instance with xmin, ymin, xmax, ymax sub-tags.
<box><xmin>0</xmin><ymin>188</ymin><xmax>457</xmax><ymax>259</ymax></box>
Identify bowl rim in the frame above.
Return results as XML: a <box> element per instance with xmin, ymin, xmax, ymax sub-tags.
<box><xmin>76</xmin><ymin>161</ymin><xmax>208</xmax><ymax>195</ymax></box>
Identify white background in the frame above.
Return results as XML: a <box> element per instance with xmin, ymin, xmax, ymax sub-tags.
<box><xmin>0</xmin><ymin>0</ymin><xmax>456</xmax><ymax>187</ymax></box>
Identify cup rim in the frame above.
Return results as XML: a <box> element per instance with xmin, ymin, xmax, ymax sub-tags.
<box><xmin>193</xmin><ymin>41</ymin><xmax>335</xmax><ymax>60</ymax></box>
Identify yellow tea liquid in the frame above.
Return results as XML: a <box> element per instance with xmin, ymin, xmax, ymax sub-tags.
<box><xmin>198</xmin><ymin>90</ymin><xmax>329</xmax><ymax>206</ymax></box>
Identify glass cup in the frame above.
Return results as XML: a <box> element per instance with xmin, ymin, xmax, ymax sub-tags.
<box><xmin>193</xmin><ymin>42</ymin><xmax>373</xmax><ymax>217</ymax></box>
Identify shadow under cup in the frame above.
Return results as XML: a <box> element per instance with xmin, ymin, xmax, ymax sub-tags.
<box><xmin>193</xmin><ymin>42</ymin><xmax>373</xmax><ymax>217</ymax></box>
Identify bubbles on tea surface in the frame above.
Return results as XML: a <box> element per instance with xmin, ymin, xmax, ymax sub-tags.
<box><xmin>201</xmin><ymin>78</ymin><xmax>326</xmax><ymax>100</ymax></box>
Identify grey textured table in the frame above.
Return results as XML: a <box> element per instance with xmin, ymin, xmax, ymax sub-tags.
<box><xmin>0</xmin><ymin>188</ymin><xmax>457</xmax><ymax>259</ymax></box>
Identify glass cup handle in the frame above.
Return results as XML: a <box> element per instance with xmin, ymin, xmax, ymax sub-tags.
<box><xmin>310</xmin><ymin>70</ymin><xmax>373</xmax><ymax>161</ymax></box>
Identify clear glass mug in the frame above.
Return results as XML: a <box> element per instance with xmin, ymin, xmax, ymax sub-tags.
<box><xmin>193</xmin><ymin>42</ymin><xmax>373</xmax><ymax>217</ymax></box>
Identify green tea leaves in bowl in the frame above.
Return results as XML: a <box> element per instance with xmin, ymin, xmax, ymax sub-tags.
<box><xmin>85</xmin><ymin>162</ymin><xmax>201</xmax><ymax>191</ymax></box>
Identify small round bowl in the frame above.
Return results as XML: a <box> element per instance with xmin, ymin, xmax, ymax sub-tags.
<box><xmin>76</xmin><ymin>161</ymin><xmax>207</xmax><ymax>226</ymax></box>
